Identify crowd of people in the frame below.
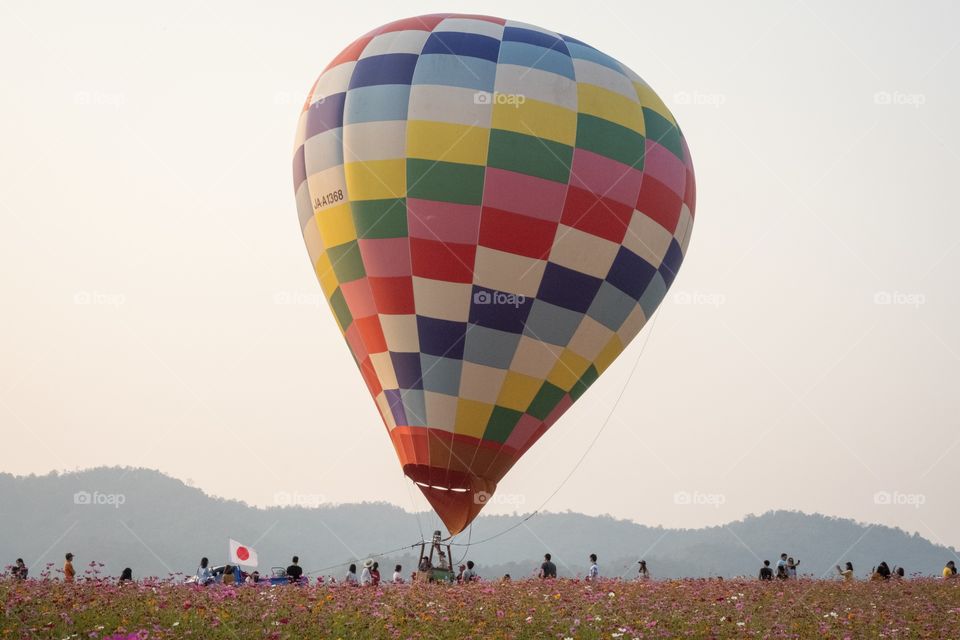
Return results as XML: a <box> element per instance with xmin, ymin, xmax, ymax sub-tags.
<box><xmin>7</xmin><ymin>552</ymin><xmax>959</xmax><ymax>585</ymax></box>
<box><xmin>756</xmin><ymin>552</ymin><xmax>958</xmax><ymax>581</ymax></box>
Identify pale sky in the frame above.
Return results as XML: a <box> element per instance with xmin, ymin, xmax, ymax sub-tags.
<box><xmin>2</xmin><ymin>1</ymin><xmax>959</xmax><ymax>548</ymax></box>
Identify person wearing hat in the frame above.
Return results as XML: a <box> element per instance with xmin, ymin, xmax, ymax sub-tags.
<box><xmin>63</xmin><ymin>553</ymin><xmax>76</xmax><ymax>583</ymax></box>
<box><xmin>360</xmin><ymin>559</ymin><xmax>374</xmax><ymax>586</ymax></box>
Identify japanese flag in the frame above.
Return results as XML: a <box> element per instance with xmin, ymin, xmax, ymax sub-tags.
<box><xmin>229</xmin><ymin>539</ymin><xmax>258</xmax><ymax>567</ymax></box>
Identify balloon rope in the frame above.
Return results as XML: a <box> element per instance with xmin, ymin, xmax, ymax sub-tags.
<box><xmin>447</xmin><ymin>311</ymin><xmax>662</xmax><ymax>548</ymax></box>
<box><xmin>452</xmin><ymin>523</ymin><xmax>473</xmax><ymax>565</ymax></box>
<box><xmin>305</xmin><ymin>542</ymin><xmax>422</xmax><ymax>577</ymax></box>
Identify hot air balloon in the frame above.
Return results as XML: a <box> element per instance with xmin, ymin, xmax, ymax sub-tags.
<box><xmin>292</xmin><ymin>14</ymin><xmax>696</xmax><ymax>534</ymax></box>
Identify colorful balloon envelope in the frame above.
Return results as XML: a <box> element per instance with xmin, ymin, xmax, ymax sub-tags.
<box><xmin>293</xmin><ymin>14</ymin><xmax>696</xmax><ymax>534</ymax></box>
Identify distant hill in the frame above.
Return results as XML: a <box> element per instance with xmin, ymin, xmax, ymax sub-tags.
<box><xmin>0</xmin><ymin>468</ymin><xmax>954</xmax><ymax>581</ymax></box>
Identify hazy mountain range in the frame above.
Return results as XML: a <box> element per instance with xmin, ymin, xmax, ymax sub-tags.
<box><xmin>1</xmin><ymin>468</ymin><xmax>954</xmax><ymax>581</ymax></box>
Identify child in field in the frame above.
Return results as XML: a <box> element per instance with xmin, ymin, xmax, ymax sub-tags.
<box><xmin>63</xmin><ymin>553</ymin><xmax>75</xmax><ymax>583</ymax></box>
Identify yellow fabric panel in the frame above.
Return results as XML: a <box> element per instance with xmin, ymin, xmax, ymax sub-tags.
<box><xmin>577</xmin><ymin>83</ymin><xmax>645</xmax><ymax>135</ymax></box>
<box><xmin>315</xmin><ymin>203</ymin><xmax>356</xmax><ymax>247</ymax></box>
<box><xmin>593</xmin><ymin>335</ymin><xmax>624</xmax><ymax>374</ymax></box>
<box><xmin>406</xmin><ymin>120</ymin><xmax>489</xmax><ymax>166</ymax></box>
<box><xmin>490</xmin><ymin>98</ymin><xmax>577</xmax><ymax>146</ymax></box>
<box><xmin>633</xmin><ymin>81</ymin><xmax>677</xmax><ymax>127</ymax></box>
<box><xmin>313</xmin><ymin>251</ymin><xmax>339</xmax><ymax>299</ymax></box>
<box><xmin>454</xmin><ymin>398</ymin><xmax>495</xmax><ymax>439</ymax></box>
<box><xmin>496</xmin><ymin>371</ymin><xmax>544</xmax><ymax>412</ymax></box>
<box><xmin>344</xmin><ymin>159</ymin><xmax>406</xmax><ymax>200</ymax></box>
<box><xmin>546</xmin><ymin>348</ymin><xmax>591</xmax><ymax>391</ymax></box>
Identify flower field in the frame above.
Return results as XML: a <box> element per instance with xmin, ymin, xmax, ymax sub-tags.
<box><xmin>2</xmin><ymin>574</ymin><xmax>958</xmax><ymax>639</ymax></box>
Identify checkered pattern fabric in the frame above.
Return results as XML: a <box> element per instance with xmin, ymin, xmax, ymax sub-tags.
<box><xmin>293</xmin><ymin>14</ymin><xmax>696</xmax><ymax>533</ymax></box>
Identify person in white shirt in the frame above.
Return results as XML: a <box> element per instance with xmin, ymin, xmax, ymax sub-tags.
<box><xmin>344</xmin><ymin>563</ymin><xmax>358</xmax><ymax>585</ymax></box>
<box><xmin>461</xmin><ymin>560</ymin><xmax>477</xmax><ymax>582</ymax></box>
<box><xmin>392</xmin><ymin>564</ymin><xmax>404</xmax><ymax>584</ymax></box>
<box><xmin>587</xmin><ymin>554</ymin><xmax>599</xmax><ymax>581</ymax></box>
<box><xmin>196</xmin><ymin>557</ymin><xmax>213</xmax><ymax>586</ymax></box>
<box><xmin>360</xmin><ymin>559</ymin><xmax>373</xmax><ymax>586</ymax></box>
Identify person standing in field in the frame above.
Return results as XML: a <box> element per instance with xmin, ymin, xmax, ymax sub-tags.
<box><xmin>836</xmin><ymin>562</ymin><xmax>855</xmax><ymax>581</ymax></box>
<box><xmin>63</xmin><ymin>553</ymin><xmax>75</xmax><ymax>583</ymax></box>
<box><xmin>118</xmin><ymin>568</ymin><xmax>133</xmax><ymax>584</ymax></box>
<box><xmin>787</xmin><ymin>557</ymin><xmax>800</xmax><ymax>579</ymax></box>
<box><xmin>540</xmin><ymin>553</ymin><xmax>557</xmax><ymax>579</ymax></box>
<box><xmin>344</xmin><ymin>563</ymin><xmax>358</xmax><ymax>585</ymax></box>
<box><xmin>392</xmin><ymin>564</ymin><xmax>404</xmax><ymax>584</ymax></box>
<box><xmin>370</xmin><ymin>562</ymin><xmax>381</xmax><ymax>586</ymax></box>
<box><xmin>776</xmin><ymin>553</ymin><xmax>788</xmax><ymax>575</ymax></box>
<box><xmin>637</xmin><ymin>560</ymin><xmax>650</xmax><ymax>580</ymax></box>
<box><xmin>586</xmin><ymin>554</ymin><xmax>599</xmax><ymax>581</ymax></box>
<box><xmin>462</xmin><ymin>560</ymin><xmax>477</xmax><ymax>582</ymax></box>
<box><xmin>12</xmin><ymin>558</ymin><xmax>28</xmax><ymax>580</ymax></box>
<box><xmin>759</xmin><ymin>560</ymin><xmax>774</xmax><ymax>580</ymax></box>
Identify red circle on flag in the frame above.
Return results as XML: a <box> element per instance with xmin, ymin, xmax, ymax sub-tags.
<box><xmin>237</xmin><ymin>546</ymin><xmax>250</xmax><ymax>561</ymax></box>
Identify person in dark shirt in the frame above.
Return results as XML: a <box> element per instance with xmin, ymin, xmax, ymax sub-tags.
<box><xmin>759</xmin><ymin>560</ymin><xmax>774</xmax><ymax>580</ymax></box>
<box><xmin>286</xmin><ymin>555</ymin><xmax>304</xmax><ymax>583</ymax></box>
<box><xmin>12</xmin><ymin>559</ymin><xmax>28</xmax><ymax>580</ymax></box>
<box><xmin>540</xmin><ymin>553</ymin><xmax>557</xmax><ymax>579</ymax></box>
<box><xmin>874</xmin><ymin>561</ymin><xmax>891</xmax><ymax>580</ymax></box>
